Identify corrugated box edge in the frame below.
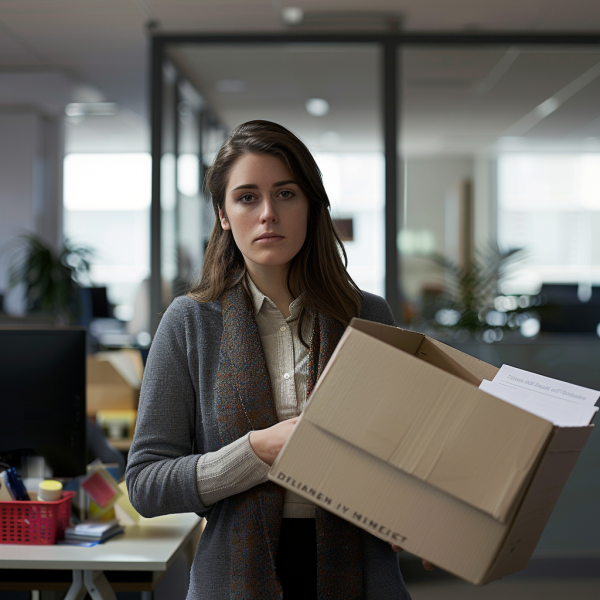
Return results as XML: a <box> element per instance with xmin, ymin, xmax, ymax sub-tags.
<box><xmin>477</xmin><ymin>424</ymin><xmax>594</xmax><ymax>585</ymax></box>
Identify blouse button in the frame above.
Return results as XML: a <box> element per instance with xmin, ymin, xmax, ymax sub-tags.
<box><xmin>283</xmin><ymin>373</ymin><xmax>291</xmax><ymax>380</ymax></box>
<box><xmin>280</xmin><ymin>326</ymin><xmax>286</xmax><ymax>332</ymax></box>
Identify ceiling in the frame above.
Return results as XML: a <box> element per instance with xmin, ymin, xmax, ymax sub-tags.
<box><xmin>1</xmin><ymin>1</ymin><xmax>600</xmax><ymax>153</ymax></box>
<box><xmin>171</xmin><ymin>44</ymin><xmax>382</xmax><ymax>152</ymax></box>
<box><xmin>402</xmin><ymin>46</ymin><xmax>600</xmax><ymax>154</ymax></box>
<box><xmin>170</xmin><ymin>42</ymin><xmax>600</xmax><ymax>155</ymax></box>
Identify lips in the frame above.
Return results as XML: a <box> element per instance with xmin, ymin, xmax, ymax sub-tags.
<box><xmin>255</xmin><ymin>233</ymin><xmax>284</xmax><ymax>242</ymax></box>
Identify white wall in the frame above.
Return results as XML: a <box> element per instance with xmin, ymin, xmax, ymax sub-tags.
<box><xmin>401</xmin><ymin>155</ymin><xmax>475</xmax><ymax>302</ymax></box>
<box><xmin>0</xmin><ymin>110</ymin><xmax>64</xmax><ymax>313</ymax></box>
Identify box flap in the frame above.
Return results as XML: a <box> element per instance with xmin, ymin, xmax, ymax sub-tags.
<box><xmin>87</xmin><ymin>357</ymin><xmax>130</xmax><ymax>387</ymax></box>
<box><xmin>95</xmin><ymin>351</ymin><xmax>143</xmax><ymax>389</ymax></box>
<box><xmin>349</xmin><ymin>319</ymin><xmax>425</xmax><ymax>355</ymax></box>
<box><xmin>415</xmin><ymin>337</ymin><xmax>499</xmax><ymax>386</ymax></box>
<box><xmin>304</xmin><ymin>324</ymin><xmax>554</xmax><ymax>523</ymax></box>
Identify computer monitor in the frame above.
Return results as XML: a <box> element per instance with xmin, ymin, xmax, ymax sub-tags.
<box><xmin>0</xmin><ymin>327</ymin><xmax>87</xmax><ymax>477</ymax></box>
<box><xmin>78</xmin><ymin>286</ymin><xmax>110</xmax><ymax>325</ymax></box>
<box><xmin>89</xmin><ymin>287</ymin><xmax>110</xmax><ymax>319</ymax></box>
<box><xmin>539</xmin><ymin>284</ymin><xmax>600</xmax><ymax>333</ymax></box>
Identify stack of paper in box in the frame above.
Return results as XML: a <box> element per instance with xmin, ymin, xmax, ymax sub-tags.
<box><xmin>61</xmin><ymin>519</ymin><xmax>124</xmax><ymax>546</ymax></box>
<box><xmin>479</xmin><ymin>365</ymin><xmax>598</xmax><ymax>427</ymax></box>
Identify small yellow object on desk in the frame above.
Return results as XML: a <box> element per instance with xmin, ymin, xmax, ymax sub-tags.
<box><xmin>95</xmin><ymin>409</ymin><xmax>137</xmax><ymax>441</ymax></box>
<box><xmin>38</xmin><ymin>480</ymin><xmax>63</xmax><ymax>501</ymax></box>
<box><xmin>114</xmin><ymin>480</ymin><xmax>142</xmax><ymax>524</ymax></box>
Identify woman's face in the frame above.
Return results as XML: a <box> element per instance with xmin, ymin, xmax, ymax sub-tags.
<box><xmin>220</xmin><ymin>152</ymin><xmax>309</xmax><ymax>274</ymax></box>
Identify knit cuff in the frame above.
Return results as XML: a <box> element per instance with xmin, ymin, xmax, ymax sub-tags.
<box><xmin>196</xmin><ymin>433</ymin><xmax>270</xmax><ymax>506</ymax></box>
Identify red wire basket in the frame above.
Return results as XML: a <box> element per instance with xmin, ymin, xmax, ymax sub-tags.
<box><xmin>0</xmin><ymin>491</ymin><xmax>76</xmax><ymax>545</ymax></box>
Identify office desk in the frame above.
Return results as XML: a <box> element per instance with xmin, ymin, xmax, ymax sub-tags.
<box><xmin>0</xmin><ymin>513</ymin><xmax>203</xmax><ymax>600</ymax></box>
<box><xmin>108</xmin><ymin>437</ymin><xmax>133</xmax><ymax>451</ymax></box>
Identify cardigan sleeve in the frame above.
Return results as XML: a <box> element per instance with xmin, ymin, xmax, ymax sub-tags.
<box><xmin>195</xmin><ymin>433</ymin><xmax>270</xmax><ymax>505</ymax></box>
<box><xmin>360</xmin><ymin>291</ymin><xmax>396</xmax><ymax>327</ymax></box>
<box><xmin>125</xmin><ymin>299</ymin><xmax>211</xmax><ymax>518</ymax></box>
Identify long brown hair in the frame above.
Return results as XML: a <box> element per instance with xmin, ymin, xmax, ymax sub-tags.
<box><xmin>188</xmin><ymin>120</ymin><xmax>363</xmax><ymax>337</ymax></box>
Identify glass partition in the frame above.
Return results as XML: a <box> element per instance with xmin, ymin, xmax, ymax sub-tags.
<box><xmin>400</xmin><ymin>45</ymin><xmax>600</xmax><ymax>334</ymax></box>
<box><xmin>175</xmin><ymin>80</ymin><xmax>204</xmax><ymax>292</ymax></box>
<box><xmin>160</xmin><ymin>61</ymin><xmax>178</xmax><ymax>300</ymax></box>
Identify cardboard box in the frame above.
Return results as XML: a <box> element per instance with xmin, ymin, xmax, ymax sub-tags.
<box><xmin>268</xmin><ymin>319</ymin><xmax>593</xmax><ymax>585</ymax></box>
<box><xmin>86</xmin><ymin>350</ymin><xmax>143</xmax><ymax>417</ymax></box>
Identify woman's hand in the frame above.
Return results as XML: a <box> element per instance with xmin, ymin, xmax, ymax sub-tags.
<box><xmin>391</xmin><ymin>545</ymin><xmax>435</xmax><ymax>571</ymax></box>
<box><xmin>249</xmin><ymin>417</ymin><xmax>299</xmax><ymax>466</ymax></box>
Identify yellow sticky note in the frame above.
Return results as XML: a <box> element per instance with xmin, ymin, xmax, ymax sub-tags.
<box><xmin>114</xmin><ymin>480</ymin><xmax>141</xmax><ymax>524</ymax></box>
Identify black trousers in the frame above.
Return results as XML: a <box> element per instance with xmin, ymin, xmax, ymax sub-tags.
<box><xmin>276</xmin><ymin>518</ymin><xmax>318</xmax><ymax>600</ymax></box>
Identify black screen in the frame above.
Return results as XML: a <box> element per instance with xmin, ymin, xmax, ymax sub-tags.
<box><xmin>0</xmin><ymin>328</ymin><xmax>87</xmax><ymax>477</ymax></box>
<box><xmin>539</xmin><ymin>284</ymin><xmax>600</xmax><ymax>333</ymax></box>
<box><xmin>89</xmin><ymin>287</ymin><xmax>110</xmax><ymax>319</ymax></box>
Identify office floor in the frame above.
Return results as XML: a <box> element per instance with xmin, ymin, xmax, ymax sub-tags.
<box><xmin>400</xmin><ymin>556</ymin><xmax>600</xmax><ymax>600</ymax></box>
<box><xmin>408</xmin><ymin>578</ymin><xmax>600</xmax><ymax>599</ymax></box>
<box><xmin>399</xmin><ymin>553</ymin><xmax>600</xmax><ymax>600</ymax></box>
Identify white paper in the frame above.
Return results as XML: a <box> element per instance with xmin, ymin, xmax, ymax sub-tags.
<box><xmin>66</xmin><ymin>519</ymin><xmax>120</xmax><ymax>536</ymax></box>
<box><xmin>492</xmin><ymin>365</ymin><xmax>600</xmax><ymax>406</ymax></box>
<box><xmin>479</xmin><ymin>379</ymin><xmax>598</xmax><ymax>427</ymax></box>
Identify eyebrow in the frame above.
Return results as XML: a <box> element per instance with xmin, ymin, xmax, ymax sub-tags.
<box><xmin>231</xmin><ymin>180</ymin><xmax>296</xmax><ymax>192</ymax></box>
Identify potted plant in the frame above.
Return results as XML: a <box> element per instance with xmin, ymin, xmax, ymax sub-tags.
<box><xmin>7</xmin><ymin>234</ymin><xmax>93</xmax><ymax>324</ymax></box>
<box><xmin>422</xmin><ymin>243</ymin><xmax>529</xmax><ymax>342</ymax></box>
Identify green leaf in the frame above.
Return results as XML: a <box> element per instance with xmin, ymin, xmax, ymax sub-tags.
<box><xmin>7</xmin><ymin>234</ymin><xmax>94</xmax><ymax>323</ymax></box>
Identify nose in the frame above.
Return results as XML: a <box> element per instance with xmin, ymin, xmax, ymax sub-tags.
<box><xmin>259</xmin><ymin>197</ymin><xmax>278</xmax><ymax>224</ymax></box>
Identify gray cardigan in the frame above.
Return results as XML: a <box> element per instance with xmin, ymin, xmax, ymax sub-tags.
<box><xmin>126</xmin><ymin>292</ymin><xmax>411</xmax><ymax>600</ymax></box>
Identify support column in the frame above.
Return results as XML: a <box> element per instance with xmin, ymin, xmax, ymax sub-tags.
<box><xmin>383</xmin><ymin>40</ymin><xmax>402</xmax><ymax>323</ymax></box>
<box><xmin>150</xmin><ymin>35</ymin><xmax>164</xmax><ymax>336</ymax></box>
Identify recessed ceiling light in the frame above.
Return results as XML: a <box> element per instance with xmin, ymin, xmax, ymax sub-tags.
<box><xmin>305</xmin><ymin>98</ymin><xmax>329</xmax><ymax>117</ymax></box>
<box><xmin>282</xmin><ymin>7</ymin><xmax>304</xmax><ymax>25</ymax></box>
<box><xmin>215</xmin><ymin>79</ymin><xmax>246</xmax><ymax>93</ymax></box>
<box><xmin>65</xmin><ymin>102</ymin><xmax>118</xmax><ymax>117</ymax></box>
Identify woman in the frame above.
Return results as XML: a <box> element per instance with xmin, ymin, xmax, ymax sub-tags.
<box><xmin>126</xmin><ymin>120</ymin><xmax>412</xmax><ymax>599</ymax></box>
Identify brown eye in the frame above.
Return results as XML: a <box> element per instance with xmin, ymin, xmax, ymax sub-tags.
<box><xmin>279</xmin><ymin>190</ymin><xmax>294</xmax><ymax>199</ymax></box>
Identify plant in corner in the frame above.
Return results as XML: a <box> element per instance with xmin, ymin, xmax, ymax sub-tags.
<box><xmin>8</xmin><ymin>234</ymin><xmax>93</xmax><ymax>324</ymax></box>
<box><xmin>425</xmin><ymin>243</ymin><xmax>526</xmax><ymax>342</ymax></box>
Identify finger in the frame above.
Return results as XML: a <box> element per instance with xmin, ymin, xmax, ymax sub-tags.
<box><xmin>422</xmin><ymin>560</ymin><xmax>435</xmax><ymax>571</ymax></box>
<box><xmin>390</xmin><ymin>545</ymin><xmax>403</xmax><ymax>553</ymax></box>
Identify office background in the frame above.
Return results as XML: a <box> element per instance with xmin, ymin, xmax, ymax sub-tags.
<box><xmin>1</xmin><ymin>1</ymin><xmax>600</xmax><ymax>599</ymax></box>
